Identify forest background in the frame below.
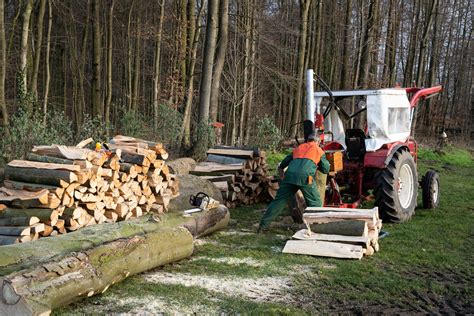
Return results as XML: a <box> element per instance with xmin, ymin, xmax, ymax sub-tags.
<box><xmin>0</xmin><ymin>0</ymin><xmax>472</xmax><ymax>163</ymax></box>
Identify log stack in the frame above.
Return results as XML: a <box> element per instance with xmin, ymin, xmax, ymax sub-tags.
<box><xmin>0</xmin><ymin>135</ymin><xmax>178</xmax><ymax>245</ymax></box>
<box><xmin>191</xmin><ymin>147</ymin><xmax>279</xmax><ymax>208</ymax></box>
<box><xmin>283</xmin><ymin>207</ymin><xmax>382</xmax><ymax>259</ymax></box>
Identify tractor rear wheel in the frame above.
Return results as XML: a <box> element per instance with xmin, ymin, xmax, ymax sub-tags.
<box><xmin>422</xmin><ymin>170</ymin><xmax>440</xmax><ymax>209</ymax></box>
<box><xmin>374</xmin><ymin>150</ymin><xmax>418</xmax><ymax>222</ymax></box>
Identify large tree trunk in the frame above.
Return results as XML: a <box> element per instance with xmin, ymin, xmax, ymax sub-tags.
<box><xmin>340</xmin><ymin>0</ymin><xmax>352</xmax><ymax>89</ymax></box>
<box><xmin>209</xmin><ymin>0</ymin><xmax>229</xmax><ymax>123</ymax></box>
<box><xmin>30</xmin><ymin>0</ymin><xmax>47</xmax><ymax>98</ymax></box>
<box><xmin>194</xmin><ymin>0</ymin><xmax>219</xmax><ymax>158</ymax></box>
<box><xmin>0</xmin><ymin>227</ymin><xmax>194</xmax><ymax>315</ymax></box>
<box><xmin>0</xmin><ymin>0</ymin><xmax>8</xmax><ymax>128</ymax></box>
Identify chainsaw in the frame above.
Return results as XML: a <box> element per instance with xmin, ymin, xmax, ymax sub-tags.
<box><xmin>189</xmin><ymin>192</ymin><xmax>220</xmax><ymax>211</ymax></box>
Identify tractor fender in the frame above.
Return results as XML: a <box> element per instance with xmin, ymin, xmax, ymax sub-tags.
<box><xmin>383</xmin><ymin>144</ymin><xmax>409</xmax><ymax>166</ymax></box>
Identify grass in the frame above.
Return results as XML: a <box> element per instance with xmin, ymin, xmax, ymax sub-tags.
<box><xmin>55</xmin><ymin>147</ymin><xmax>473</xmax><ymax>314</ymax></box>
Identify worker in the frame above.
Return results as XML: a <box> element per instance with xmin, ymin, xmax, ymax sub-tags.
<box><xmin>258</xmin><ymin>133</ymin><xmax>330</xmax><ymax>233</ymax></box>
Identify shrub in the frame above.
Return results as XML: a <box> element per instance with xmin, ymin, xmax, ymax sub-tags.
<box><xmin>250</xmin><ymin>117</ymin><xmax>283</xmax><ymax>152</ymax></box>
<box><xmin>75</xmin><ymin>114</ymin><xmax>108</xmax><ymax>144</ymax></box>
<box><xmin>118</xmin><ymin>109</ymin><xmax>148</xmax><ymax>139</ymax></box>
<box><xmin>0</xmin><ymin>109</ymin><xmax>73</xmax><ymax>164</ymax></box>
<box><xmin>155</xmin><ymin>104</ymin><xmax>183</xmax><ymax>146</ymax></box>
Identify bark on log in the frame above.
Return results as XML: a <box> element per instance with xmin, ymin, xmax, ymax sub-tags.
<box><xmin>168</xmin><ymin>174</ymin><xmax>224</xmax><ymax>212</ymax></box>
<box><xmin>167</xmin><ymin>158</ymin><xmax>196</xmax><ymax>175</ymax></box>
<box><xmin>0</xmin><ymin>227</ymin><xmax>193</xmax><ymax>315</ymax></box>
<box><xmin>26</xmin><ymin>153</ymin><xmax>74</xmax><ymax>165</ymax></box>
<box><xmin>308</xmin><ymin>220</ymin><xmax>368</xmax><ymax>236</ymax></box>
<box><xmin>4</xmin><ymin>166</ymin><xmax>77</xmax><ymax>187</ymax></box>
<box><xmin>0</xmin><ymin>217</ymin><xmax>40</xmax><ymax>226</ymax></box>
<box><xmin>181</xmin><ymin>205</ymin><xmax>230</xmax><ymax>238</ymax></box>
<box><xmin>0</xmin><ymin>208</ymin><xmax>59</xmax><ymax>225</ymax></box>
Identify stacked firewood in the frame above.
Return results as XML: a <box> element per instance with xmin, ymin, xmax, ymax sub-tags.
<box><xmin>283</xmin><ymin>207</ymin><xmax>382</xmax><ymax>259</ymax></box>
<box><xmin>0</xmin><ymin>135</ymin><xmax>178</xmax><ymax>245</ymax></box>
<box><xmin>191</xmin><ymin>147</ymin><xmax>279</xmax><ymax>208</ymax></box>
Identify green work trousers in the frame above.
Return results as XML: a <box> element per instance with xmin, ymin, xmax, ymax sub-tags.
<box><xmin>259</xmin><ymin>182</ymin><xmax>322</xmax><ymax>230</ymax></box>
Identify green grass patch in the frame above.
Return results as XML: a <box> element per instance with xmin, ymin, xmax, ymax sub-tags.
<box><xmin>55</xmin><ymin>148</ymin><xmax>474</xmax><ymax>314</ymax></box>
<box><xmin>419</xmin><ymin>145</ymin><xmax>473</xmax><ymax>167</ymax></box>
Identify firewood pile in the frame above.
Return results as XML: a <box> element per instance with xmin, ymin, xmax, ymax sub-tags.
<box><xmin>0</xmin><ymin>135</ymin><xmax>178</xmax><ymax>245</ymax></box>
<box><xmin>283</xmin><ymin>207</ymin><xmax>382</xmax><ymax>259</ymax></box>
<box><xmin>191</xmin><ymin>147</ymin><xmax>279</xmax><ymax>208</ymax></box>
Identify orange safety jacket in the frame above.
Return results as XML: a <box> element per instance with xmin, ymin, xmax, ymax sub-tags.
<box><xmin>292</xmin><ymin>142</ymin><xmax>325</xmax><ymax>165</ymax></box>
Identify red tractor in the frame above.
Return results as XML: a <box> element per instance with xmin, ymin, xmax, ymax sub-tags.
<box><xmin>305</xmin><ymin>69</ymin><xmax>442</xmax><ymax>222</ymax></box>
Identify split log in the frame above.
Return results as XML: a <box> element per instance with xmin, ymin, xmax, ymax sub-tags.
<box><xmin>282</xmin><ymin>240</ymin><xmax>364</xmax><ymax>259</ymax></box>
<box><xmin>32</xmin><ymin>145</ymin><xmax>92</xmax><ymax>160</ymax></box>
<box><xmin>0</xmin><ymin>217</ymin><xmax>40</xmax><ymax>226</ymax></box>
<box><xmin>0</xmin><ymin>226</ymin><xmax>31</xmax><ymax>236</ymax></box>
<box><xmin>167</xmin><ymin>158</ymin><xmax>196</xmax><ymax>175</ymax></box>
<box><xmin>206</xmin><ymin>148</ymin><xmax>254</xmax><ymax>159</ymax></box>
<box><xmin>0</xmin><ymin>208</ymin><xmax>59</xmax><ymax>225</ymax></box>
<box><xmin>292</xmin><ymin>229</ymin><xmax>370</xmax><ymax>247</ymax></box>
<box><xmin>3</xmin><ymin>180</ymin><xmax>64</xmax><ymax>198</ymax></box>
<box><xmin>4</xmin><ymin>165</ymin><xmax>77</xmax><ymax>187</ymax></box>
<box><xmin>0</xmin><ymin>227</ymin><xmax>193</xmax><ymax>315</ymax></box>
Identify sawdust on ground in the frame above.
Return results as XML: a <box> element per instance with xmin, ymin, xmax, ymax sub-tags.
<box><xmin>143</xmin><ymin>271</ymin><xmax>294</xmax><ymax>304</ymax></box>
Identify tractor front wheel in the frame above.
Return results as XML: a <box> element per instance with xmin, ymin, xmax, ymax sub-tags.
<box><xmin>422</xmin><ymin>170</ymin><xmax>440</xmax><ymax>209</ymax></box>
<box><xmin>375</xmin><ymin>150</ymin><xmax>418</xmax><ymax>222</ymax></box>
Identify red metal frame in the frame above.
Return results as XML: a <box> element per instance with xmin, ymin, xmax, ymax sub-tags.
<box><xmin>318</xmin><ymin>85</ymin><xmax>441</xmax><ymax>208</ymax></box>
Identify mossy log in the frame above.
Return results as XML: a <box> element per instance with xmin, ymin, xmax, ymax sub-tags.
<box><xmin>167</xmin><ymin>158</ymin><xmax>197</xmax><ymax>175</ymax></box>
<box><xmin>0</xmin><ymin>206</ymin><xmax>229</xmax><ymax>277</ymax></box>
<box><xmin>168</xmin><ymin>174</ymin><xmax>224</xmax><ymax>212</ymax></box>
<box><xmin>0</xmin><ymin>226</ymin><xmax>193</xmax><ymax>315</ymax></box>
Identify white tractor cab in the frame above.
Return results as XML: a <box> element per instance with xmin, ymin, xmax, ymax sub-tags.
<box><xmin>305</xmin><ymin>69</ymin><xmax>442</xmax><ymax>222</ymax></box>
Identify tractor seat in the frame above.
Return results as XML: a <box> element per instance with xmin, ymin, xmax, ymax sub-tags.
<box><xmin>345</xmin><ymin>129</ymin><xmax>366</xmax><ymax>160</ymax></box>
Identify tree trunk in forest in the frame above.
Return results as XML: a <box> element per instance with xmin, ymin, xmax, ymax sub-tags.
<box><xmin>290</xmin><ymin>0</ymin><xmax>311</xmax><ymax>138</ymax></box>
<box><xmin>209</xmin><ymin>0</ymin><xmax>229</xmax><ymax>123</ymax></box>
<box><xmin>181</xmin><ymin>0</ymin><xmax>205</xmax><ymax>148</ymax></box>
<box><xmin>0</xmin><ymin>0</ymin><xmax>7</xmax><ymax>128</ymax></box>
<box><xmin>195</xmin><ymin>0</ymin><xmax>219</xmax><ymax>157</ymax></box>
<box><xmin>153</xmin><ymin>0</ymin><xmax>165</xmax><ymax>132</ymax></box>
<box><xmin>30</xmin><ymin>0</ymin><xmax>47</xmax><ymax>98</ymax></box>
<box><xmin>19</xmin><ymin>0</ymin><xmax>34</xmax><ymax>108</ymax></box>
<box><xmin>42</xmin><ymin>0</ymin><xmax>52</xmax><ymax>124</ymax></box>
<box><xmin>92</xmin><ymin>0</ymin><xmax>102</xmax><ymax>118</ymax></box>
<box><xmin>105</xmin><ymin>0</ymin><xmax>114</xmax><ymax>129</ymax></box>
<box><xmin>340</xmin><ymin>0</ymin><xmax>352</xmax><ymax>90</ymax></box>
<box><xmin>357</xmin><ymin>0</ymin><xmax>379</xmax><ymax>88</ymax></box>
<box><xmin>412</xmin><ymin>0</ymin><xmax>438</xmax><ymax>136</ymax></box>
<box><xmin>403</xmin><ymin>0</ymin><xmax>421</xmax><ymax>87</ymax></box>
<box><xmin>131</xmin><ymin>15</ymin><xmax>141</xmax><ymax>111</ymax></box>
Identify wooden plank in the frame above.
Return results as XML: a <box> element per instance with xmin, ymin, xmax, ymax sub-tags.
<box><xmin>191</xmin><ymin>162</ymin><xmax>243</xmax><ymax>175</ymax></box>
<box><xmin>206</xmin><ymin>154</ymin><xmax>247</xmax><ymax>165</ymax></box>
<box><xmin>207</xmin><ymin>148</ymin><xmax>254</xmax><ymax>159</ymax></box>
<box><xmin>200</xmin><ymin>174</ymin><xmax>235</xmax><ymax>183</ymax></box>
<box><xmin>282</xmin><ymin>240</ymin><xmax>364</xmax><ymax>259</ymax></box>
<box><xmin>26</xmin><ymin>153</ymin><xmax>74</xmax><ymax>165</ymax></box>
<box><xmin>0</xmin><ymin>187</ymin><xmax>49</xmax><ymax>204</ymax></box>
<box><xmin>8</xmin><ymin>160</ymin><xmax>81</xmax><ymax>172</ymax></box>
<box><xmin>292</xmin><ymin>229</ymin><xmax>370</xmax><ymax>246</ymax></box>
<box><xmin>32</xmin><ymin>145</ymin><xmax>92</xmax><ymax>160</ymax></box>
<box><xmin>303</xmin><ymin>209</ymin><xmax>377</xmax><ymax>224</ymax></box>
